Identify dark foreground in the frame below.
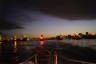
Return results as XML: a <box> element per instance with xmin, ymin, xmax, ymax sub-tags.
<box><xmin>0</xmin><ymin>40</ymin><xmax>96</xmax><ymax>64</ymax></box>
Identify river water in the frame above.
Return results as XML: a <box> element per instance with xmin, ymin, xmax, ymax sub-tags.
<box><xmin>0</xmin><ymin>39</ymin><xmax>96</xmax><ymax>64</ymax></box>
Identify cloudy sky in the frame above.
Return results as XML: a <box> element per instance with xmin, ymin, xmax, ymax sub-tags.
<box><xmin>1</xmin><ymin>0</ymin><xmax>96</xmax><ymax>37</ymax></box>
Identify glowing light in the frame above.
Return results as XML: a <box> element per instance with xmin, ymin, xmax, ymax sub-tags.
<box><xmin>13</xmin><ymin>41</ymin><xmax>17</xmax><ymax>53</ymax></box>
<box><xmin>23</xmin><ymin>35</ymin><xmax>27</xmax><ymax>38</ymax></box>
<box><xmin>91</xmin><ymin>33</ymin><xmax>96</xmax><ymax>36</ymax></box>
<box><xmin>40</xmin><ymin>37</ymin><xmax>43</xmax><ymax>39</ymax></box>
<box><xmin>27</xmin><ymin>38</ymin><xmax>30</xmax><ymax>41</ymax></box>
<box><xmin>14</xmin><ymin>41</ymin><xmax>17</xmax><ymax>49</ymax></box>
<box><xmin>71</xmin><ymin>34</ymin><xmax>74</xmax><ymax>36</ymax></box>
<box><xmin>54</xmin><ymin>52</ymin><xmax>58</xmax><ymax>64</ymax></box>
<box><xmin>0</xmin><ymin>35</ymin><xmax>2</xmax><ymax>40</ymax></box>
<box><xmin>63</xmin><ymin>33</ymin><xmax>67</xmax><ymax>36</ymax></box>
<box><xmin>14</xmin><ymin>38</ymin><xmax>17</xmax><ymax>41</ymax></box>
<box><xmin>39</xmin><ymin>35</ymin><xmax>44</xmax><ymax>41</ymax></box>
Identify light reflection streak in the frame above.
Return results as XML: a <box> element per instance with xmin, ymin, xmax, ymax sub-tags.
<box><xmin>39</xmin><ymin>41</ymin><xmax>44</xmax><ymax>48</ymax></box>
<box><xmin>40</xmin><ymin>41</ymin><xmax>44</xmax><ymax>46</ymax></box>
<box><xmin>54</xmin><ymin>52</ymin><xmax>58</xmax><ymax>64</ymax></box>
<box><xmin>14</xmin><ymin>41</ymin><xmax>17</xmax><ymax>48</ymax></box>
<box><xmin>13</xmin><ymin>41</ymin><xmax>17</xmax><ymax>53</ymax></box>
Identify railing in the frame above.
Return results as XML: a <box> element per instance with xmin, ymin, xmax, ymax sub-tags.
<box><xmin>19</xmin><ymin>51</ymin><xmax>96</xmax><ymax>64</ymax></box>
<box><xmin>19</xmin><ymin>49</ymin><xmax>54</xmax><ymax>64</ymax></box>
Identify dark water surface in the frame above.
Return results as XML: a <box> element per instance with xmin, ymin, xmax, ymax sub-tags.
<box><xmin>0</xmin><ymin>40</ymin><xmax>96</xmax><ymax>64</ymax></box>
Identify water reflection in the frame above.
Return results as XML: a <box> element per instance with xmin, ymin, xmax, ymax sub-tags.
<box><xmin>13</xmin><ymin>41</ymin><xmax>17</xmax><ymax>53</ymax></box>
<box><xmin>39</xmin><ymin>41</ymin><xmax>44</xmax><ymax>49</ymax></box>
<box><xmin>54</xmin><ymin>52</ymin><xmax>58</xmax><ymax>64</ymax></box>
<box><xmin>1</xmin><ymin>41</ymin><xmax>17</xmax><ymax>64</ymax></box>
<box><xmin>40</xmin><ymin>41</ymin><xmax>44</xmax><ymax>46</ymax></box>
<box><xmin>0</xmin><ymin>40</ymin><xmax>96</xmax><ymax>64</ymax></box>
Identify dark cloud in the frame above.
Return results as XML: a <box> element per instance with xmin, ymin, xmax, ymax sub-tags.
<box><xmin>0</xmin><ymin>19</ymin><xmax>24</xmax><ymax>30</ymax></box>
<box><xmin>1</xmin><ymin>0</ymin><xmax>96</xmax><ymax>31</ymax></box>
<box><xmin>2</xmin><ymin>0</ymin><xmax>96</xmax><ymax>20</ymax></box>
<box><xmin>32</xmin><ymin>0</ymin><xmax>96</xmax><ymax>20</ymax></box>
<box><xmin>10</xmin><ymin>0</ymin><xmax>96</xmax><ymax>20</ymax></box>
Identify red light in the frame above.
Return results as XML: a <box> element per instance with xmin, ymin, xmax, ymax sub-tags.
<box><xmin>40</xmin><ymin>37</ymin><xmax>43</xmax><ymax>39</ymax></box>
<box><xmin>39</xmin><ymin>35</ymin><xmax>44</xmax><ymax>41</ymax></box>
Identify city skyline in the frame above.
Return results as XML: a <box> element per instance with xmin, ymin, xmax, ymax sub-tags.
<box><xmin>1</xmin><ymin>31</ymin><xmax>96</xmax><ymax>38</ymax></box>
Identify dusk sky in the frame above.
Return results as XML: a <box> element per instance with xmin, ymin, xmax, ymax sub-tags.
<box><xmin>1</xmin><ymin>0</ymin><xmax>96</xmax><ymax>37</ymax></box>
